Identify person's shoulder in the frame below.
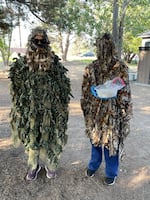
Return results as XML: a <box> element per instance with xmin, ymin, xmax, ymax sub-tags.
<box><xmin>52</xmin><ymin>55</ymin><xmax>69</xmax><ymax>74</ymax></box>
<box><xmin>86</xmin><ymin>59</ymin><xmax>98</xmax><ymax>70</ymax></box>
<box><xmin>113</xmin><ymin>57</ymin><xmax>128</xmax><ymax>70</ymax></box>
<box><xmin>83</xmin><ymin>59</ymin><xmax>98</xmax><ymax>76</ymax></box>
<box><xmin>119</xmin><ymin>59</ymin><xmax>128</xmax><ymax>68</ymax></box>
<box><xmin>53</xmin><ymin>54</ymin><xmax>61</xmax><ymax>65</ymax></box>
<box><xmin>10</xmin><ymin>55</ymin><xmax>27</xmax><ymax>70</ymax></box>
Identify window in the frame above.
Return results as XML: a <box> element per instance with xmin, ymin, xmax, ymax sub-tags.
<box><xmin>145</xmin><ymin>41</ymin><xmax>150</xmax><ymax>47</ymax></box>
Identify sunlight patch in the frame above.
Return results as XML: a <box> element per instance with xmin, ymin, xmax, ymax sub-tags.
<box><xmin>71</xmin><ymin>160</ymin><xmax>82</xmax><ymax>165</ymax></box>
<box><xmin>128</xmin><ymin>166</ymin><xmax>150</xmax><ymax>188</ymax></box>
<box><xmin>140</xmin><ymin>106</ymin><xmax>150</xmax><ymax>114</ymax></box>
<box><xmin>0</xmin><ymin>137</ymin><xmax>12</xmax><ymax>149</ymax></box>
<box><xmin>69</xmin><ymin>102</ymin><xmax>82</xmax><ymax>115</ymax></box>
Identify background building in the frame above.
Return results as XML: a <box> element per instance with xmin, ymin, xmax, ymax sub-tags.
<box><xmin>137</xmin><ymin>30</ymin><xmax>150</xmax><ymax>85</ymax></box>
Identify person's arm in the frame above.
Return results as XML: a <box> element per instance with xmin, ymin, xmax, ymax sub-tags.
<box><xmin>119</xmin><ymin>62</ymin><xmax>132</xmax><ymax>116</ymax></box>
<box><xmin>80</xmin><ymin>66</ymin><xmax>92</xmax><ymax>117</ymax></box>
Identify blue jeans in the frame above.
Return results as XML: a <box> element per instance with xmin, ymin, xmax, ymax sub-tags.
<box><xmin>88</xmin><ymin>144</ymin><xmax>119</xmax><ymax>178</ymax></box>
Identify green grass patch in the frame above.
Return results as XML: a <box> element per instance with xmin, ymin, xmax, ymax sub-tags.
<box><xmin>78</xmin><ymin>59</ymin><xmax>95</xmax><ymax>64</ymax></box>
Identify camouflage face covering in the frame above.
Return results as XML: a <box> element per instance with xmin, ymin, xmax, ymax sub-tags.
<box><xmin>80</xmin><ymin>33</ymin><xmax>133</xmax><ymax>156</ymax></box>
<box><xmin>96</xmin><ymin>33</ymin><xmax>117</xmax><ymax>62</ymax></box>
<box><xmin>9</xmin><ymin>27</ymin><xmax>71</xmax><ymax>169</ymax></box>
<box><xmin>26</xmin><ymin>27</ymin><xmax>55</xmax><ymax>72</ymax></box>
<box><xmin>28</xmin><ymin>27</ymin><xmax>50</xmax><ymax>50</ymax></box>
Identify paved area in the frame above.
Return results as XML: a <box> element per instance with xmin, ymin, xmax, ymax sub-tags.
<box><xmin>0</xmin><ymin>61</ymin><xmax>150</xmax><ymax>200</ymax></box>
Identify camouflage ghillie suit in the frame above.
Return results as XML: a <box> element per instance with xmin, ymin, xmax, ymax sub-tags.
<box><xmin>9</xmin><ymin>27</ymin><xmax>71</xmax><ymax>171</ymax></box>
<box><xmin>81</xmin><ymin>33</ymin><xmax>132</xmax><ymax>156</ymax></box>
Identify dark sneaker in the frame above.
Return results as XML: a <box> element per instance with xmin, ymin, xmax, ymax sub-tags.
<box><xmin>104</xmin><ymin>177</ymin><xmax>116</xmax><ymax>186</ymax></box>
<box><xmin>26</xmin><ymin>165</ymin><xmax>41</xmax><ymax>181</ymax></box>
<box><xmin>45</xmin><ymin>166</ymin><xmax>57</xmax><ymax>179</ymax></box>
<box><xmin>85</xmin><ymin>169</ymin><xmax>95</xmax><ymax>177</ymax></box>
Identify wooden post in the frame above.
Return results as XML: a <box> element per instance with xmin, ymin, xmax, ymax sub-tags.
<box><xmin>137</xmin><ymin>47</ymin><xmax>150</xmax><ymax>84</ymax></box>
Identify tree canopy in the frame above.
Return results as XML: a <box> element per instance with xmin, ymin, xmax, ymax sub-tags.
<box><xmin>1</xmin><ymin>0</ymin><xmax>150</xmax><ymax>62</ymax></box>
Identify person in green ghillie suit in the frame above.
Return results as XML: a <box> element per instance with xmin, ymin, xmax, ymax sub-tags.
<box><xmin>9</xmin><ymin>27</ymin><xmax>71</xmax><ymax>180</ymax></box>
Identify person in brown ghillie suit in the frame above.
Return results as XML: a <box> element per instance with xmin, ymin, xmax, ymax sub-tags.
<box><xmin>9</xmin><ymin>27</ymin><xmax>71</xmax><ymax>181</ymax></box>
<box><xmin>80</xmin><ymin>33</ymin><xmax>132</xmax><ymax>185</ymax></box>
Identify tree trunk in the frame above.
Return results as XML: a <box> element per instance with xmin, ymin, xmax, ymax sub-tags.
<box><xmin>58</xmin><ymin>29</ymin><xmax>70</xmax><ymax>62</ymax></box>
<box><xmin>0</xmin><ymin>48</ymin><xmax>7</xmax><ymax>68</ymax></box>
<box><xmin>6</xmin><ymin>29</ymin><xmax>13</xmax><ymax>66</ymax></box>
<box><xmin>112</xmin><ymin>0</ymin><xmax>119</xmax><ymax>48</ymax></box>
<box><xmin>113</xmin><ymin>0</ymin><xmax>130</xmax><ymax>59</ymax></box>
<box><xmin>0</xmin><ymin>31</ymin><xmax>12</xmax><ymax>69</ymax></box>
<box><xmin>58</xmin><ymin>30</ymin><xmax>64</xmax><ymax>59</ymax></box>
<box><xmin>118</xmin><ymin>0</ymin><xmax>129</xmax><ymax>59</ymax></box>
<box><xmin>62</xmin><ymin>32</ymin><xmax>70</xmax><ymax>61</ymax></box>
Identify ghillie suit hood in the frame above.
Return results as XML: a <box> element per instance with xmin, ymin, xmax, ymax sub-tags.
<box><xmin>9</xmin><ymin>27</ymin><xmax>71</xmax><ymax>166</ymax></box>
<box><xmin>26</xmin><ymin>26</ymin><xmax>55</xmax><ymax>71</ymax></box>
<box><xmin>80</xmin><ymin>33</ymin><xmax>132</xmax><ymax>156</ymax></box>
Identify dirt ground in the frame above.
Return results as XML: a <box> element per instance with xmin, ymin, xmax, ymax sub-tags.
<box><xmin>0</xmin><ymin>61</ymin><xmax>150</xmax><ymax>200</ymax></box>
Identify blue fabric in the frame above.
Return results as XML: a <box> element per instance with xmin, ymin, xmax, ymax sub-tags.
<box><xmin>88</xmin><ymin>145</ymin><xmax>103</xmax><ymax>171</ymax></box>
<box><xmin>88</xmin><ymin>144</ymin><xmax>119</xmax><ymax>178</ymax></box>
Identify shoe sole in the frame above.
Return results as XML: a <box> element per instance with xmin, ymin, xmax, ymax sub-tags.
<box><xmin>85</xmin><ymin>170</ymin><xmax>95</xmax><ymax>178</ymax></box>
<box><xmin>46</xmin><ymin>173</ymin><xmax>57</xmax><ymax>179</ymax></box>
<box><xmin>104</xmin><ymin>177</ymin><xmax>116</xmax><ymax>186</ymax></box>
<box><xmin>45</xmin><ymin>166</ymin><xmax>57</xmax><ymax>179</ymax></box>
<box><xmin>26</xmin><ymin>165</ymin><xmax>41</xmax><ymax>181</ymax></box>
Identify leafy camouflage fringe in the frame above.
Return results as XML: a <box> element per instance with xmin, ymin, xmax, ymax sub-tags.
<box><xmin>81</xmin><ymin>58</ymin><xmax>132</xmax><ymax>156</ymax></box>
<box><xmin>9</xmin><ymin>54</ymin><xmax>71</xmax><ymax>161</ymax></box>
